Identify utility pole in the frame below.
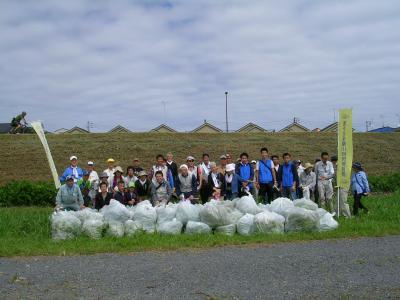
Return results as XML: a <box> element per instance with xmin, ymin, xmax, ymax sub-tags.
<box><xmin>225</xmin><ymin>91</ymin><xmax>228</xmax><ymax>133</ymax></box>
<box><xmin>365</xmin><ymin>120</ymin><xmax>372</xmax><ymax>132</ymax></box>
<box><xmin>87</xmin><ymin>121</ymin><xmax>94</xmax><ymax>133</ymax></box>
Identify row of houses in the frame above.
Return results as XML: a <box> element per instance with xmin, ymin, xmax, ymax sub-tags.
<box><xmin>53</xmin><ymin>119</ymin><xmax>344</xmax><ymax>134</ymax></box>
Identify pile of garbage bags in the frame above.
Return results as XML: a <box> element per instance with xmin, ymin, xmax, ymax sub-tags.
<box><xmin>50</xmin><ymin>196</ymin><xmax>338</xmax><ymax>240</ymax></box>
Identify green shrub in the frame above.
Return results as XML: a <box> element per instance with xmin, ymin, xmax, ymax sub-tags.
<box><xmin>368</xmin><ymin>173</ymin><xmax>400</xmax><ymax>193</ymax></box>
<box><xmin>0</xmin><ymin>181</ymin><xmax>57</xmax><ymax>207</ymax></box>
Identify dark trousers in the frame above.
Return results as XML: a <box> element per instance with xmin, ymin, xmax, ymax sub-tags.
<box><xmin>353</xmin><ymin>193</ymin><xmax>368</xmax><ymax>215</ymax></box>
<box><xmin>259</xmin><ymin>183</ymin><xmax>274</xmax><ymax>204</ymax></box>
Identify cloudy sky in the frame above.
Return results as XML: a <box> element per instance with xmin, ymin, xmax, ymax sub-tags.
<box><xmin>1</xmin><ymin>0</ymin><xmax>399</xmax><ymax>132</ymax></box>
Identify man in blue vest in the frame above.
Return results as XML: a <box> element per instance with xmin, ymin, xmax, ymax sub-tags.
<box><xmin>278</xmin><ymin>152</ymin><xmax>299</xmax><ymax>200</ymax></box>
<box><xmin>59</xmin><ymin>155</ymin><xmax>84</xmax><ymax>184</ymax></box>
<box><xmin>256</xmin><ymin>147</ymin><xmax>278</xmax><ymax>204</ymax></box>
<box><xmin>235</xmin><ymin>152</ymin><xmax>254</xmax><ymax>197</ymax></box>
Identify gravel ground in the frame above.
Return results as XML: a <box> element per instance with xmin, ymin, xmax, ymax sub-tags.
<box><xmin>1</xmin><ymin>236</ymin><xmax>400</xmax><ymax>299</ymax></box>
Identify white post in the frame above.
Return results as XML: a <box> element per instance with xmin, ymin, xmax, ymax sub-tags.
<box><xmin>31</xmin><ymin>121</ymin><xmax>61</xmax><ymax>189</ymax></box>
<box><xmin>337</xmin><ymin>187</ymin><xmax>340</xmax><ymax>218</ymax></box>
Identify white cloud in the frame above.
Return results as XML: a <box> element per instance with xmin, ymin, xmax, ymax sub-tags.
<box><xmin>0</xmin><ymin>0</ymin><xmax>399</xmax><ymax>132</ymax></box>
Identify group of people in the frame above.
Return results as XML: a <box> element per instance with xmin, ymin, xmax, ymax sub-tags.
<box><xmin>56</xmin><ymin>148</ymin><xmax>371</xmax><ymax>217</ymax></box>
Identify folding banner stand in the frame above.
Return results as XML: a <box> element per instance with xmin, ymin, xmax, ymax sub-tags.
<box><xmin>31</xmin><ymin>121</ymin><xmax>61</xmax><ymax>189</ymax></box>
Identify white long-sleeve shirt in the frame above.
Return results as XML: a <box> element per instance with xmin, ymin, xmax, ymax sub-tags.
<box><xmin>314</xmin><ymin>161</ymin><xmax>334</xmax><ymax>182</ymax></box>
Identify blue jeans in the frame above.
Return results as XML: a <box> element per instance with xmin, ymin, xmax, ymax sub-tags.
<box><xmin>282</xmin><ymin>187</ymin><xmax>297</xmax><ymax>200</ymax></box>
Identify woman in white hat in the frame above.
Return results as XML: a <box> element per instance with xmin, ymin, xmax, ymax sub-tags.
<box><xmin>176</xmin><ymin>164</ymin><xmax>197</xmax><ymax>203</ymax></box>
<box><xmin>111</xmin><ymin>166</ymin><xmax>124</xmax><ymax>191</ymax></box>
<box><xmin>224</xmin><ymin>163</ymin><xmax>240</xmax><ymax>200</ymax></box>
<box><xmin>299</xmin><ymin>162</ymin><xmax>316</xmax><ymax>201</ymax></box>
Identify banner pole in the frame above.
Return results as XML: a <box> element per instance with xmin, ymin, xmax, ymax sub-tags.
<box><xmin>31</xmin><ymin>121</ymin><xmax>61</xmax><ymax>189</ymax></box>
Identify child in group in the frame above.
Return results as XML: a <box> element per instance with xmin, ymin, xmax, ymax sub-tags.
<box><xmin>351</xmin><ymin>162</ymin><xmax>370</xmax><ymax>216</ymax></box>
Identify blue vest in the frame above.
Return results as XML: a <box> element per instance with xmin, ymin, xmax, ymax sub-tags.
<box><xmin>282</xmin><ymin>163</ymin><xmax>294</xmax><ymax>187</ymax></box>
<box><xmin>239</xmin><ymin>164</ymin><xmax>252</xmax><ymax>188</ymax></box>
<box><xmin>258</xmin><ymin>159</ymin><xmax>273</xmax><ymax>184</ymax></box>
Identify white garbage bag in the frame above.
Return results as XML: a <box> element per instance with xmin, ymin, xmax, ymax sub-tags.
<box><xmin>106</xmin><ymin>221</ymin><xmax>125</xmax><ymax>237</ymax></box>
<box><xmin>176</xmin><ymin>201</ymin><xmax>200</xmax><ymax>225</ymax></box>
<box><xmin>75</xmin><ymin>208</ymin><xmax>103</xmax><ymax>224</ymax></box>
<box><xmin>199</xmin><ymin>201</ymin><xmax>231</xmax><ymax>228</ymax></box>
<box><xmin>270</xmin><ymin>197</ymin><xmax>295</xmax><ymax>218</ymax></box>
<box><xmin>82</xmin><ymin>218</ymin><xmax>105</xmax><ymax>239</ymax></box>
<box><xmin>133</xmin><ymin>200</ymin><xmax>157</xmax><ymax>233</ymax></box>
<box><xmin>236</xmin><ymin>195</ymin><xmax>262</xmax><ymax>215</ymax></box>
<box><xmin>258</xmin><ymin>203</ymin><xmax>272</xmax><ymax>212</ymax></box>
<box><xmin>157</xmin><ymin>218</ymin><xmax>183</xmax><ymax>235</ymax></box>
<box><xmin>215</xmin><ymin>224</ymin><xmax>236</xmax><ymax>236</ymax></box>
<box><xmin>185</xmin><ymin>221</ymin><xmax>212</xmax><ymax>234</ymax></box>
<box><xmin>237</xmin><ymin>213</ymin><xmax>255</xmax><ymax>236</ymax></box>
<box><xmin>124</xmin><ymin>219</ymin><xmax>143</xmax><ymax>236</ymax></box>
<box><xmin>285</xmin><ymin>207</ymin><xmax>319</xmax><ymax>232</ymax></box>
<box><xmin>126</xmin><ymin>206</ymin><xmax>136</xmax><ymax>220</ymax></box>
<box><xmin>156</xmin><ymin>203</ymin><xmax>178</xmax><ymax>224</ymax></box>
<box><xmin>226</xmin><ymin>209</ymin><xmax>244</xmax><ymax>225</ymax></box>
<box><xmin>254</xmin><ymin>211</ymin><xmax>285</xmax><ymax>234</ymax></box>
<box><xmin>318</xmin><ymin>212</ymin><xmax>339</xmax><ymax>231</ymax></box>
<box><xmin>316</xmin><ymin>208</ymin><xmax>329</xmax><ymax>218</ymax></box>
<box><xmin>293</xmin><ymin>198</ymin><xmax>318</xmax><ymax>211</ymax></box>
<box><xmin>51</xmin><ymin>211</ymin><xmax>81</xmax><ymax>240</ymax></box>
<box><xmin>100</xmin><ymin>199</ymin><xmax>131</xmax><ymax>223</ymax></box>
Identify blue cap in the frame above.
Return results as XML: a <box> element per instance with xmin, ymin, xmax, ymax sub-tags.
<box><xmin>66</xmin><ymin>175</ymin><xmax>74</xmax><ymax>181</ymax></box>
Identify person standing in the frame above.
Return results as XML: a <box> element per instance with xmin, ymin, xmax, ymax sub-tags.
<box><xmin>278</xmin><ymin>153</ymin><xmax>298</xmax><ymax>200</ymax></box>
<box><xmin>77</xmin><ymin>170</ymin><xmax>92</xmax><ymax>207</ymax></box>
<box><xmin>150</xmin><ymin>154</ymin><xmax>169</xmax><ymax>184</ymax></box>
<box><xmin>271</xmin><ymin>155</ymin><xmax>281</xmax><ymax>199</ymax></box>
<box><xmin>132</xmin><ymin>158</ymin><xmax>144</xmax><ymax>177</ymax></box>
<box><xmin>166</xmin><ymin>152</ymin><xmax>178</xmax><ymax>188</ymax></box>
<box><xmin>104</xmin><ymin>158</ymin><xmax>116</xmax><ymax>187</ymax></box>
<box><xmin>235</xmin><ymin>152</ymin><xmax>254</xmax><ymax>197</ymax></box>
<box><xmin>111</xmin><ymin>166</ymin><xmax>124</xmax><ymax>191</ymax></box>
<box><xmin>219</xmin><ymin>155</ymin><xmax>227</xmax><ymax>174</ymax></box>
<box><xmin>151</xmin><ymin>171</ymin><xmax>172</xmax><ymax>206</ymax></box>
<box><xmin>198</xmin><ymin>153</ymin><xmax>212</xmax><ymax>203</ymax></box>
<box><xmin>55</xmin><ymin>175</ymin><xmax>84</xmax><ymax>211</ymax></box>
<box><xmin>256</xmin><ymin>147</ymin><xmax>278</xmax><ymax>204</ymax></box>
<box><xmin>60</xmin><ymin>155</ymin><xmax>83</xmax><ymax>184</ymax></box>
<box><xmin>314</xmin><ymin>152</ymin><xmax>335</xmax><ymax>212</ymax></box>
<box><xmin>299</xmin><ymin>163</ymin><xmax>316</xmax><ymax>201</ymax></box>
<box><xmin>351</xmin><ymin>162</ymin><xmax>370</xmax><ymax>216</ymax></box>
<box><xmin>98</xmin><ymin>172</ymin><xmax>111</xmax><ymax>192</ymax></box>
<box><xmin>124</xmin><ymin>166</ymin><xmax>137</xmax><ymax>187</ymax></box>
<box><xmin>331</xmin><ymin>155</ymin><xmax>351</xmax><ymax>218</ymax></box>
<box><xmin>224</xmin><ymin>163</ymin><xmax>240</xmax><ymax>200</ymax></box>
<box><xmin>87</xmin><ymin>161</ymin><xmax>99</xmax><ymax>203</ymax></box>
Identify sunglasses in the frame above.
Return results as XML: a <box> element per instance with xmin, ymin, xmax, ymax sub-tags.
<box><xmin>187</xmin><ymin>160</ymin><xmax>194</xmax><ymax>162</ymax></box>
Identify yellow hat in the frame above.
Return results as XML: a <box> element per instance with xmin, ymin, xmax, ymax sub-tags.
<box><xmin>107</xmin><ymin>158</ymin><xmax>115</xmax><ymax>163</ymax></box>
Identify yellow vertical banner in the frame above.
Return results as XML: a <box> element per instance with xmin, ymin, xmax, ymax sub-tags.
<box><xmin>337</xmin><ymin>109</ymin><xmax>353</xmax><ymax>189</ymax></box>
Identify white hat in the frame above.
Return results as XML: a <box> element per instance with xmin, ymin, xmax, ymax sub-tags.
<box><xmin>70</xmin><ymin>155</ymin><xmax>77</xmax><ymax>161</ymax></box>
<box><xmin>186</xmin><ymin>155</ymin><xmax>195</xmax><ymax>161</ymax></box>
<box><xmin>226</xmin><ymin>163</ymin><xmax>235</xmax><ymax>172</ymax></box>
<box><xmin>251</xmin><ymin>160</ymin><xmax>257</xmax><ymax>164</ymax></box>
<box><xmin>87</xmin><ymin>161</ymin><xmax>94</xmax><ymax>166</ymax></box>
<box><xmin>179</xmin><ymin>164</ymin><xmax>189</xmax><ymax>170</ymax></box>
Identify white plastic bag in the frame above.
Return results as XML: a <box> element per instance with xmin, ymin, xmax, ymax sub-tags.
<box><xmin>157</xmin><ymin>218</ymin><xmax>183</xmax><ymax>235</ymax></box>
<box><xmin>156</xmin><ymin>203</ymin><xmax>177</xmax><ymax>224</ymax></box>
<box><xmin>133</xmin><ymin>200</ymin><xmax>157</xmax><ymax>233</ymax></box>
<box><xmin>100</xmin><ymin>199</ymin><xmax>131</xmax><ymax>223</ymax></box>
<box><xmin>258</xmin><ymin>203</ymin><xmax>271</xmax><ymax>212</ymax></box>
<box><xmin>254</xmin><ymin>211</ymin><xmax>285</xmax><ymax>234</ymax></box>
<box><xmin>82</xmin><ymin>218</ymin><xmax>104</xmax><ymax>239</ymax></box>
<box><xmin>200</xmin><ymin>201</ymin><xmax>231</xmax><ymax>228</ymax></box>
<box><xmin>318</xmin><ymin>212</ymin><xmax>339</xmax><ymax>231</ymax></box>
<box><xmin>106</xmin><ymin>221</ymin><xmax>125</xmax><ymax>237</ymax></box>
<box><xmin>176</xmin><ymin>201</ymin><xmax>200</xmax><ymax>225</ymax></box>
<box><xmin>237</xmin><ymin>213</ymin><xmax>255</xmax><ymax>236</ymax></box>
<box><xmin>75</xmin><ymin>208</ymin><xmax>103</xmax><ymax>224</ymax></box>
<box><xmin>227</xmin><ymin>209</ymin><xmax>244</xmax><ymax>225</ymax></box>
<box><xmin>285</xmin><ymin>207</ymin><xmax>319</xmax><ymax>232</ymax></box>
<box><xmin>293</xmin><ymin>198</ymin><xmax>318</xmax><ymax>211</ymax></box>
<box><xmin>236</xmin><ymin>195</ymin><xmax>262</xmax><ymax>215</ymax></box>
<box><xmin>185</xmin><ymin>221</ymin><xmax>212</xmax><ymax>234</ymax></box>
<box><xmin>215</xmin><ymin>224</ymin><xmax>236</xmax><ymax>236</ymax></box>
<box><xmin>124</xmin><ymin>219</ymin><xmax>143</xmax><ymax>236</ymax></box>
<box><xmin>51</xmin><ymin>211</ymin><xmax>81</xmax><ymax>240</ymax></box>
<box><xmin>270</xmin><ymin>197</ymin><xmax>295</xmax><ymax>218</ymax></box>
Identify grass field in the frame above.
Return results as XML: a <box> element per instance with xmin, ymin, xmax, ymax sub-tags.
<box><xmin>0</xmin><ymin>132</ymin><xmax>399</xmax><ymax>185</ymax></box>
<box><xmin>0</xmin><ymin>193</ymin><xmax>399</xmax><ymax>257</ymax></box>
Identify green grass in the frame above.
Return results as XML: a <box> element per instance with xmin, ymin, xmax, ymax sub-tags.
<box><xmin>0</xmin><ymin>193</ymin><xmax>399</xmax><ymax>257</ymax></box>
<box><xmin>0</xmin><ymin>132</ymin><xmax>399</xmax><ymax>185</ymax></box>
